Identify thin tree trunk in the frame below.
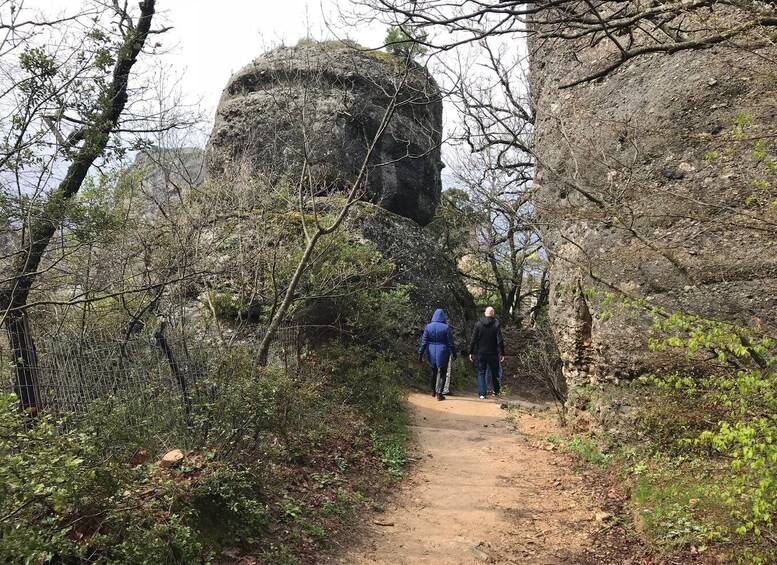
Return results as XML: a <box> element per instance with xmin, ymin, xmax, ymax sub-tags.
<box><xmin>257</xmin><ymin>230</ymin><xmax>322</xmax><ymax>366</ymax></box>
<box><xmin>155</xmin><ymin>319</ymin><xmax>192</xmax><ymax>428</ymax></box>
<box><xmin>0</xmin><ymin>1</ymin><xmax>157</xmax><ymax>412</ymax></box>
<box><xmin>530</xmin><ymin>269</ymin><xmax>550</xmax><ymax>325</ymax></box>
<box><xmin>7</xmin><ymin>313</ymin><xmax>40</xmax><ymax>414</ymax></box>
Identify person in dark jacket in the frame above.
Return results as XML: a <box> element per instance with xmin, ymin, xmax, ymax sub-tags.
<box><xmin>468</xmin><ymin>306</ymin><xmax>505</xmax><ymax>399</ymax></box>
<box><xmin>418</xmin><ymin>308</ymin><xmax>457</xmax><ymax>401</ymax></box>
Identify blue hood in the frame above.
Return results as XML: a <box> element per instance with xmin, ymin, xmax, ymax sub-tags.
<box><xmin>430</xmin><ymin>308</ymin><xmax>447</xmax><ymax>323</ymax></box>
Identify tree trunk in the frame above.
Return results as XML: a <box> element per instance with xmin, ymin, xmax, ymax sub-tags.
<box><xmin>6</xmin><ymin>313</ymin><xmax>40</xmax><ymax>414</ymax></box>
<box><xmin>0</xmin><ymin>0</ymin><xmax>157</xmax><ymax>412</ymax></box>
<box><xmin>155</xmin><ymin>319</ymin><xmax>192</xmax><ymax>427</ymax></box>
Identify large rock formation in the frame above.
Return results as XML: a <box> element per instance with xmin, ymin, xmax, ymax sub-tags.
<box><xmin>207</xmin><ymin>42</ymin><xmax>443</xmax><ymax>226</ymax></box>
<box><xmin>347</xmin><ymin>202</ymin><xmax>475</xmax><ymax>345</ymax></box>
<box><xmin>529</xmin><ymin>13</ymin><xmax>777</xmax><ymax>384</ymax></box>
<box><xmin>200</xmin><ymin>42</ymin><xmax>475</xmax><ymax>344</ymax></box>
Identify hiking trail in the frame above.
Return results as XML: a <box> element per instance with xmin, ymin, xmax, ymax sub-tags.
<box><xmin>323</xmin><ymin>391</ymin><xmax>638</xmax><ymax>564</ymax></box>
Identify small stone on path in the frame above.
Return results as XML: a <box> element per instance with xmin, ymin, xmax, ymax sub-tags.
<box><xmin>373</xmin><ymin>520</ymin><xmax>395</xmax><ymax>527</ymax></box>
<box><xmin>595</xmin><ymin>511</ymin><xmax>613</xmax><ymax>522</ymax></box>
<box><xmin>471</xmin><ymin>545</ymin><xmax>492</xmax><ymax>562</ymax></box>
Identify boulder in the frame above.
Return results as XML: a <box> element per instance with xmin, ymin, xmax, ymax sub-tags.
<box><xmin>206</xmin><ymin>42</ymin><xmax>443</xmax><ymax>226</ymax></box>
<box><xmin>346</xmin><ymin>202</ymin><xmax>476</xmax><ymax>345</ymax></box>
<box><xmin>128</xmin><ymin>45</ymin><xmax>474</xmax><ymax>353</ymax></box>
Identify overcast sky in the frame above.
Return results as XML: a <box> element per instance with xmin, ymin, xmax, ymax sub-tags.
<box><xmin>10</xmin><ymin>1</ymin><xmax>512</xmax><ymax>184</ymax></box>
<box><xmin>157</xmin><ymin>1</ymin><xmax>387</xmax><ymax>119</ymax></box>
<box><xmin>16</xmin><ymin>0</ymin><xmax>387</xmax><ymax>119</ymax></box>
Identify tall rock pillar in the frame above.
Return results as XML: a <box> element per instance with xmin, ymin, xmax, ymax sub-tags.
<box><xmin>528</xmin><ymin>8</ymin><xmax>777</xmax><ymax>384</ymax></box>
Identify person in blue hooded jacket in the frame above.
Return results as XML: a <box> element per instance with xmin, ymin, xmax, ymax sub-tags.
<box><xmin>418</xmin><ymin>308</ymin><xmax>457</xmax><ymax>401</ymax></box>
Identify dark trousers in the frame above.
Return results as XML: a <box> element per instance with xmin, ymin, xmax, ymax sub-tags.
<box><xmin>430</xmin><ymin>363</ymin><xmax>449</xmax><ymax>395</ymax></box>
<box><xmin>477</xmin><ymin>354</ymin><xmax>500</xmax><ymax>397</ymax></box>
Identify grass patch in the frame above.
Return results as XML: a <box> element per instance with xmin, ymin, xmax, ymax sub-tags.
<box><xmin>631</xmin><ymin>457</ymin><xmax>730</xmax><ymax>547</ymax></box>
<box><xmin>574</xmin><ymin>382</ymin><xmax>777</xmax><ymax>563</ymax></box>
<box><xmin>562</xmin><ymin>434</ymin><xmax>610</xmax><ymax>465</ymax></box>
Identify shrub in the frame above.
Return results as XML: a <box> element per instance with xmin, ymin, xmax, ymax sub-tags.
<box><xmin>645</xmin><ymin>314</ymin><xmax>776</xmax><ymax>535</ymax></box>
<box><xmin>308</xmin><ymin>343</ymin><xmax>405</xmax><ymax>431</ymax></box>
<box><xmin>384</xmin><ymin>26</ymin><xmax>428</xmax><ymax>58</ymax></box>
<box><xmin>514</xmin><ymin>325</ymin><xmax>567</xmax><ymax>405</ymax></box>
<box><xmin>190</xmin><ymin>350</ymin><xmax>310</xmax><ymax>458</ymax></box>
<box><xmin>304</xmin><ymin>342</ymin><xmax>411</xmax><ymax>477</ymax></box>
<box><xmin>0</xmin><ymin>338</ymin><xmax>411</xmax><ymax>563</ymax></box>
<box><xmin>634</xmin><ymin>387</ymin><xmax>723</xmax><ymax>453</ymax></box>
<box><xmin>0</xmin><ymin>393</ymin><xmax>202</xmax><ymax>564</ymax></box>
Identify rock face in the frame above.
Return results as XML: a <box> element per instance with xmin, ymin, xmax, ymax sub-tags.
<box><xmin>347</xmin><ymin>202</ymin><xmax>476</xmax><ymax>346</ymax></box>
<box><xmin>207</xmin><ymin>42</ymin><xmax>443</xmax><ymax>226</ymax></box>
<box><xmin>529</xmin><ymin>21</ymin><xmax>777</xmax><ymax>384</ymax></box>
<box><xmin>193</xmin><ymin>42</ymin><xmax>475</xmax><ymax>348</ymax></box>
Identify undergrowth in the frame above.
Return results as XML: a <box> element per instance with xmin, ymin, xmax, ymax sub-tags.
<box><xmin>554</xmin><ymin>291</ymin><xmax>777</xmax><ymax>563</ymax></box>
<box><xmin>0</xmin><ymin>343</ymin><xmax>410</xmax><ymax>564</ymax></box>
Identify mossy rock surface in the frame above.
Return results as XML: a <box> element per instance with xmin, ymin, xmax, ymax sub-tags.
<box><xmin>207</xmin><ymin>42</ymin><xmax>443</xmax><ymax>226</ymax></box>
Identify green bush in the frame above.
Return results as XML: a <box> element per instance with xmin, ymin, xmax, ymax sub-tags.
<box><xmin>189</xmin><ymin>461</ymin><xmax>269</xmax><ymax>542</ymax></box>
<box><xmin>384</xmin><ymin>26</ymin><xmax>428</xmax><ymax>58</ymax></box>
<box><xmin>0</xmin><ymin>394</ymin><xmax>202</xmax><ymax>564</ymax></box>
<box><xmin>191</xmin><ymin>350</ymin><xmax>310</xmax><ymax>457</ymax></box>
<box><xmin>562</xmin><ymin>435</ymin><xmax>609</xmax><ymax>465</ymax></box>
<box><xmin>309</xmin><ymin>343</ymin><xmax>406</xmax><ymax>431</ymax></box>
<box><xmin>645</xmin><ymin>313</ymin><xmax>776</xmax><ymax>535</ymax></box>
<box><xmin>634</xmin><ymin>387</ymin><xmax>723</xmax><ymax>453</ymax></box>
<box><xmin>0</xmin><ymin>338</ymin><xmax>411</xmax><ymax>563</ymax></box>
<box><xmin>305</xmin><ymin>343</ymin><xmax>410</xmax><ymax>477</ymax></box>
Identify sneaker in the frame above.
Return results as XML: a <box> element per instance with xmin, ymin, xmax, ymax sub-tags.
<box><xmin>436</xmin><ymin>394</ymin><xmax>445</xmax><ymax>401</ymax></box>
<box><xmin>479</xmin><ymin>395</ymin><xmax>486</xmax><ymax>399</ymax></box>
<box><xmin>492</xmin><ymin>391</ymin><xmax>500</xmax><ymax>397</ymax></box>
<box><xmin>431</xmin><ymin>391</ymin><xmax>436</xmax><ymax>397</ymax></box>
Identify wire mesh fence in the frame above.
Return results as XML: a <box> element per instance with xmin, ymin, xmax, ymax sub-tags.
<box><xmin>0</xmin><ymin>322</ymin><xmax>305</xmax><ymax>436</ymax></box>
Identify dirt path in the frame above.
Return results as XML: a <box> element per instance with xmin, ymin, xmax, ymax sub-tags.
<box><xmin>323</xmin><ymin>391</ymin><xmax>637</xmax><ymax>564</ymax></box>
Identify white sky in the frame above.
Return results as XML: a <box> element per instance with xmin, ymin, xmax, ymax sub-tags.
<box><xmin>156</xmin><ymin>1</ymin><xmax>387</xmax><ymax>120</ymax></box>
<box><xmin>15</xmin><ymin>0</ymin><xmax>387</xmax><ymax>120</ymax></box>
<box><xmin>8</xmin><ymin>1</ymin><xmax>525</xmax><ymax>185</ymax></box>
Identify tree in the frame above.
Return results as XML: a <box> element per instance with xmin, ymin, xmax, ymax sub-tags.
<box><xmin>430</xmin><ymin>145</ymin><xmax>546</xmax><ymax>325</ymax></box>
<box><xmin>353</xmin><ymin>0</ymin><xmax>777</xmax><ymax>86</ymax></box>
<box><xmin>0</xmin><ymin>0</ymin><xmax>165</xmax><ymax>412</ymax></box>
<box><xmin>348</xmin><ymin>0</ymin><xmax>777</xmax><ymax>334</ymax></box>
<box><xmin>384</xmin><ymin>25</ymin><xmax>428</xmax><ymax>58</ymax></box>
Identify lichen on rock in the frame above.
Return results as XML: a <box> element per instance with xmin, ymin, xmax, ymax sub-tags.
<box><xmin>346</xmin><ymin>201</ymin><xmax>476</xmax><ymax>344</ymax></box>
<box><xmin>529</xmin><ymin>16</ymin><xmax>777</xmax><ymax>384</ymax></box>
<box><xmin>206</xmin><ymin>41</ymin><xmax>444</xmax><ymax>226</ymax></box>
